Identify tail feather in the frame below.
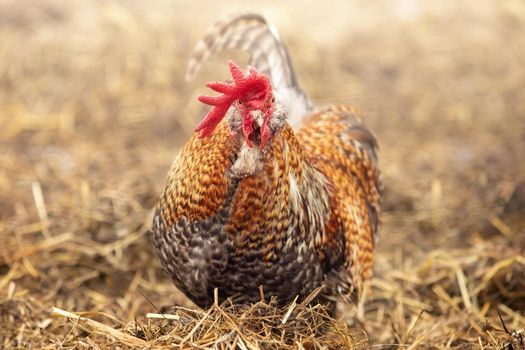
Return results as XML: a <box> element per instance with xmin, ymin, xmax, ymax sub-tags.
<box><xmin>185</xmin><ymin>12</ymin><xmax>312</xmax><ymax>127</ymax></box>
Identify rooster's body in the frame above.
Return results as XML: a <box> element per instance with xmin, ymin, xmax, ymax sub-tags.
<box><xmin>151</xmin><ymin>13</ymin><xmax>381</xmax><ymax>308</ymax></box>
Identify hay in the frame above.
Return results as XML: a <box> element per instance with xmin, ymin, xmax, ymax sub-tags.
<box><xmin>1</xmin><ymin>0</ymin><xmax>524</xmax><ymax>349</ymax></box>
<box><xmin>48</xmin><ymin>290</ymin><xmax>371</xmax><ymax>349</ymax></box>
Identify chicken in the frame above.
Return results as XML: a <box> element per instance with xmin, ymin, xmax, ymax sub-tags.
<box><xmin>151</xmin><ymin>13</ymin><xmax>381</xmax><ymax>309</ymax></box>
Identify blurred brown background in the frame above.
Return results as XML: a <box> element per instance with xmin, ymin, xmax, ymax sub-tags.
<box><xmin>1</xmin><ymin>0</ymin><xmax>524</xmax><ymax>347</ymax></box>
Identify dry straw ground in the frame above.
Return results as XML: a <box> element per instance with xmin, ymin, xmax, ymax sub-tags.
<box><xmin>1</xmin><ymin>0</ymin><xmax>524</xmax><ymax>348</ymax></box>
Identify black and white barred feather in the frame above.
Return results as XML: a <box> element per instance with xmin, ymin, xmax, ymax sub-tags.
<box><xmin>185</xmin><ymin>12</ymin><xmax>313</xmax><ymax>127</ymax></box>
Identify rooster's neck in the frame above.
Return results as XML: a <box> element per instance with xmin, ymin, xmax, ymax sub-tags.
<box><xmin>226</xmin><ymin>124</ymin><xmax>333</xmax><ymax>254</ymax></box>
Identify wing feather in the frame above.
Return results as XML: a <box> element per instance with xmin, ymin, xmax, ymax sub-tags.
<box><xmin>297</xmin><ymin>106</ymin><xmax>382</xmax><ymax>300</ymax></box>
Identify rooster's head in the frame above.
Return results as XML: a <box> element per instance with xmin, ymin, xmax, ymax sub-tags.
<box><xmin>196</xmin><ymin>60</ymin><xmax>282</xmax><ymax>149</ymax></box>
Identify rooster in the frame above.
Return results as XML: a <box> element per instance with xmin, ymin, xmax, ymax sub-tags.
<box><xmin>151</xmin><ymin>13</ymin><xmax>381</xmax><ymax>309</ymax></box>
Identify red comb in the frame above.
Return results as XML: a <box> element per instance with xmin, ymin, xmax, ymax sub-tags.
<box><xmin>195</xmin><ymin>61</ymin><xmax>273</xmax><ymax>146</ymax></box>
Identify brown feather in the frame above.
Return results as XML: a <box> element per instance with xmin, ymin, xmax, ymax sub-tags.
<box><xmin>152</xmin><ymin>104</ymin><xmax>381</xmax><ymax>306</ymax></box>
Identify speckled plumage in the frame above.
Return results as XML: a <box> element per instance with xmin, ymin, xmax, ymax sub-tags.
<box><xmin>151</xmin><ymin>105</ymin><xmax>381</xmax><ymax>308</ymax></box>
<box><xmin>151</xmin><ymin>14</ymin><xmax>381</xmax><ymax>309</ymax></box>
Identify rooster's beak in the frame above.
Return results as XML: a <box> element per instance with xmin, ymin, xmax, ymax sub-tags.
<box><xmin>249</xmin><ymin>109</ymin><xmax>264</xmax><ymax>127</ymax></box>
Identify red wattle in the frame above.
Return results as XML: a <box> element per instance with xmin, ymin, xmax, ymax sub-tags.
<box><xmin>242</xmin><ymin>114</ymin><xmax>254</xmax><ymax>148</ymax></box>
